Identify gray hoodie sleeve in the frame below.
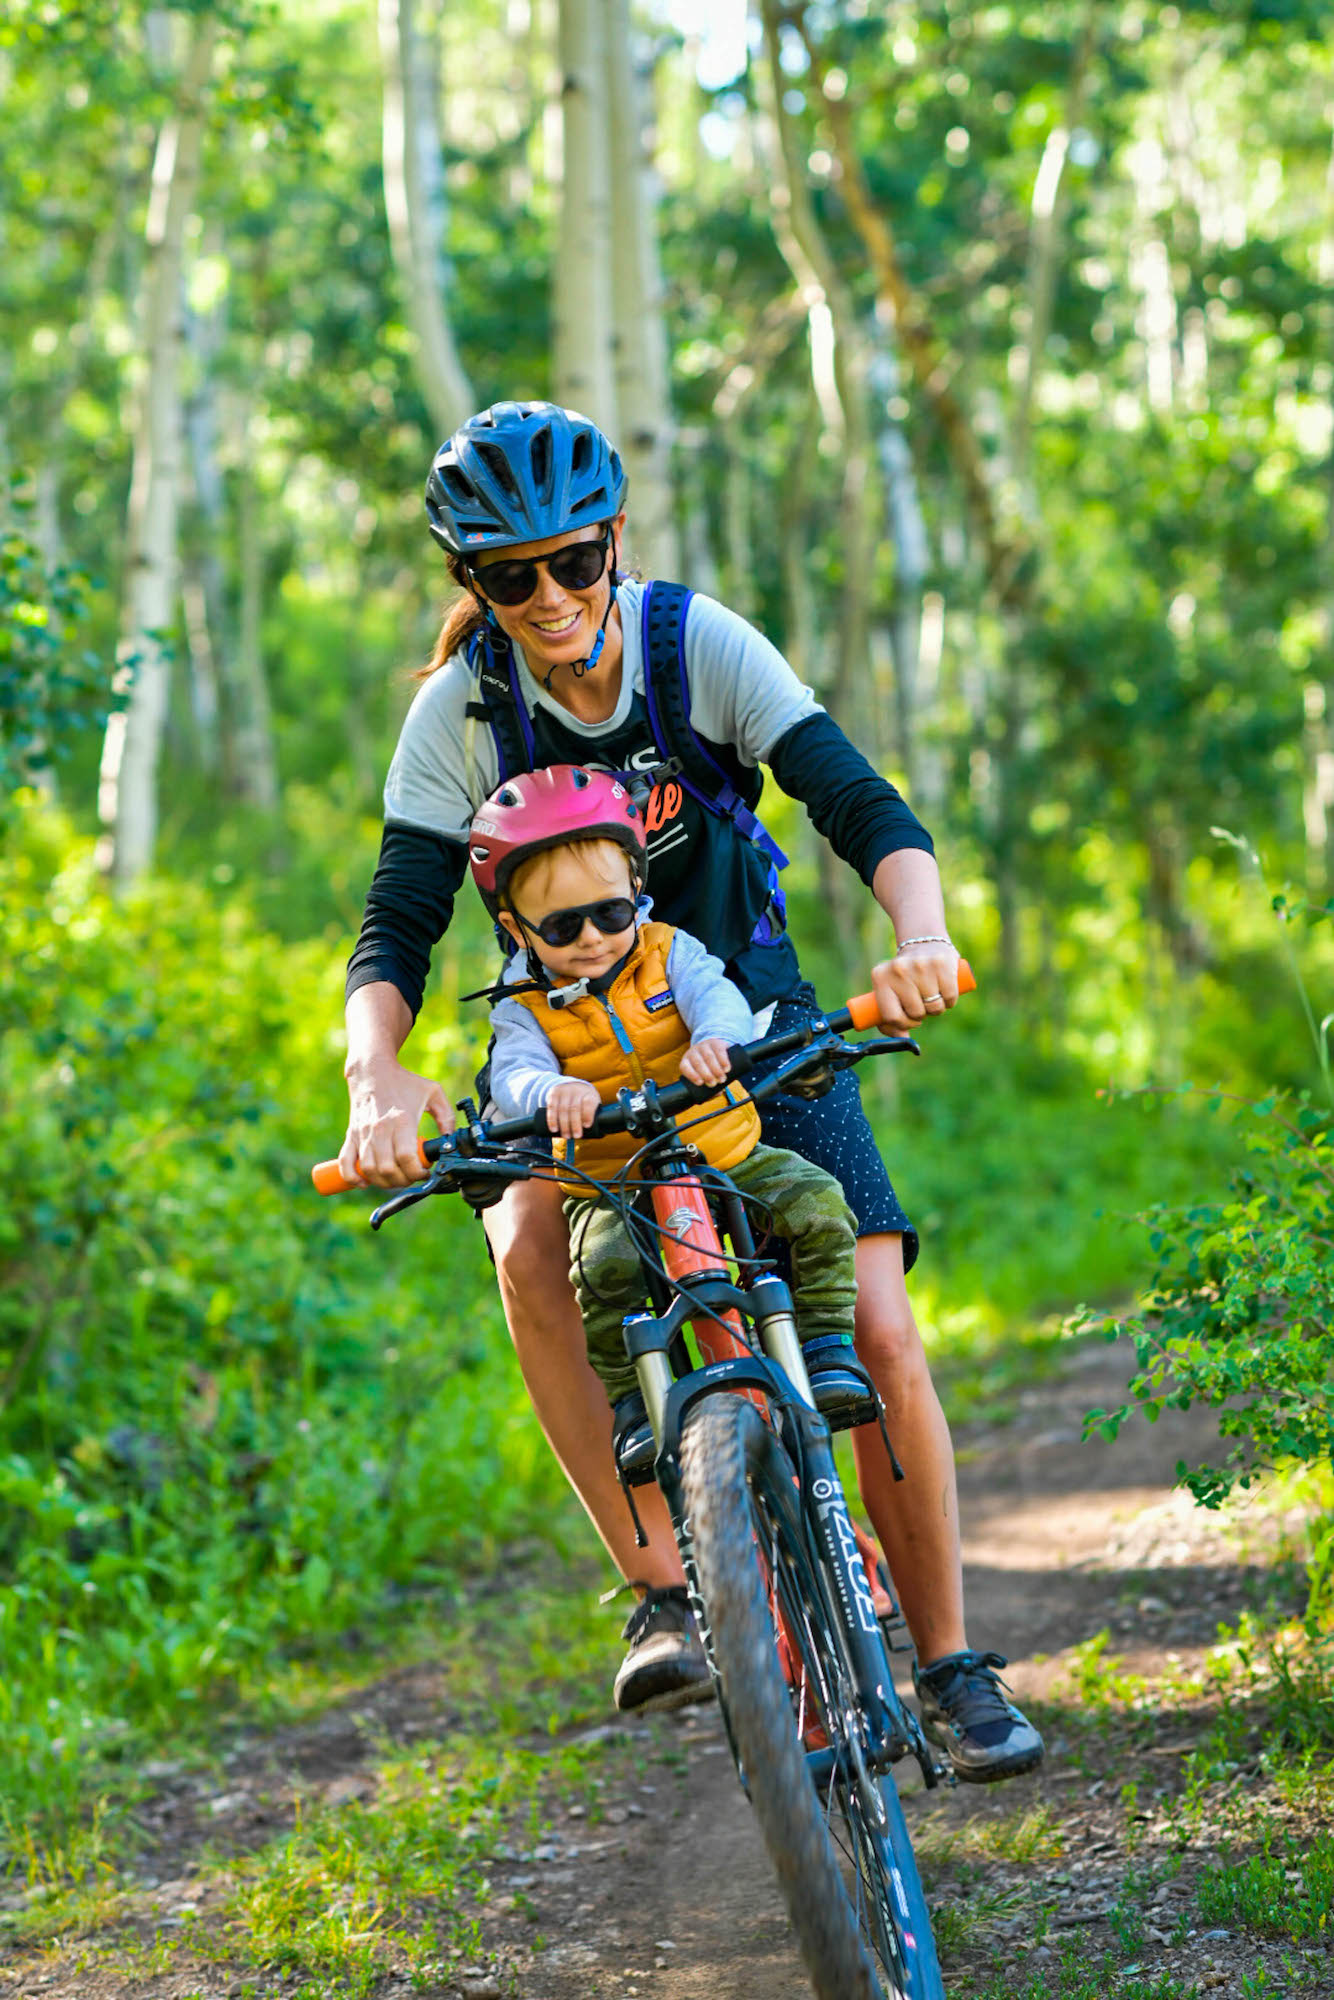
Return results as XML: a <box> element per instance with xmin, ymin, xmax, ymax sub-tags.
<box><xmin>665</xmin><ymin>929</ymin><xmax>757</xmax><ymax>1044</ymax></box>
<box><xmin>487</xmin><ymin>999</ymin><xmax>563</xmax><ymax>1119</ymax></box>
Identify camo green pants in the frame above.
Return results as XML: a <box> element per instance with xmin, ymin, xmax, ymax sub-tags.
<box><xmin>566</xmin><ymin>1141</ymin><xmax>859</xmax><ymax>1406</ymax></box>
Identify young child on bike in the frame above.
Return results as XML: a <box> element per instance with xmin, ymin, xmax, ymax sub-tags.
<box><xmin>468</xmin><ymin>764</ymin><xmax>872</xmax><ymax>1445</ymax></box>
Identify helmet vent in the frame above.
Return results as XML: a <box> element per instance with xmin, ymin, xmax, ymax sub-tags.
<box><xmin>572</xmin><ymin>767</ymin><xmax>590</xmax><ymax>787</ymax></box>
<box><xmin>475</xmin><ymin>441</ymin><xmax>520</xmax><ymax>500</ymax></box>
<box><xmin>571</xmin><ymin>431</ymin><xmax>592</xmax><ymax>474</ymax></box>
<box><xmin>529</xmin><ymin>426</ymin><xmax>553</xmax><ymax>496</ymax></box>
<box><xmin>497</xmin><ymin>785</ymin><xmax>519</xmax><ymax>806</ymax></box>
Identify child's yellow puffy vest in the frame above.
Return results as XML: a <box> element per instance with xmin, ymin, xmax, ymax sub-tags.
<box><xmin>508</xmin><ymin>921</ymin><xmax>760</xmax><ymax>1195</ymax></box>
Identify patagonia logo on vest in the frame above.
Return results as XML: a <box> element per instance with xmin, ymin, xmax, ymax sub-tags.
<box><xmin>644</xmin><ymin>987</ymin><xmax>675</xmax><ymax>1013</ymax></box>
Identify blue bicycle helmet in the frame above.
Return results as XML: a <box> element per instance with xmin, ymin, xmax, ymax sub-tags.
<box><xmin>426</xmin><ymin>401</ymin><xmax>627</xmax><ymax>556</ymax></box>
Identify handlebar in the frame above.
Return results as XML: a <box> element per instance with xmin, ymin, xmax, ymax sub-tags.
<box><xmin>313</xmin><ymin>961</ymin><xmax>976</xmax><ymax>1197</ymax></box>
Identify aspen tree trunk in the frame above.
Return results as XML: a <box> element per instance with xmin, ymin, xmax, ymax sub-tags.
<box><xmin>98</xmin><ymin>12</ymin><xmax>218</xmax><ymax>884</ymax></box>
<box><xmin>991</xmin><ymin>8</ymin><xmax>1093</xmax><ymax>988</ymax></box>
<box><xmin>182</xmin><ymin>240</ymin><xmax>227</xmax><ymax>773</ymax></box>
<box><xmin>553</xmin><ymin>0</ymin><xmax>617</xmax><ymax>433</ymax></box>
<box><xmin>718</xmin><ymin>409</ymin><xmax>757</xmax><ymax>625</ymax></box>
<box><xmin>779</xmin><ymin>396</ymin><xmax>824</xmax><ymax>690</ymax></box>
<box><xmin>757</xmin><ymin>0</ymin><xmax>874</xmax><ymax>990</ymax></box>
<box><xmin>756</xmin><ymin>0</ymin><xmax>873</xmax><ymax>741</ymax></box>
<box><xmin>1307</xmin><ymin>118</ymin><xmax>1334</xmax><ymax>890</ymax></box>
<box><xmin>869</xmin><ymin>308</ymin><xmax>929</xmax><ymax>792</ymax></box>
<box><xmin>603</xmin><ymin>0</ymin><xmax>676</xmax><ymax>574</ymax></box>
<box><xmin>710</xmin><ymin>292</ymin><xmax>804</xmax><ymax>625</ymax></box>
<box><xmin>795</xmin><ymin>14</ymin><xmax>1031</xmax><ymax>607</ymax></box>
<box><xmin>1008</xmin><ymin>9</ymin><xmax>1095</xmax><ymax>503</ymax></box>
<box><xmin>379</xmin><ymin>0</ymin><xmax>474</xmax><ymax>441</ymax></box>
<box><xmin>231</xmin><ymin>448</ymin><xmax>279</xmax><ymax>813</ymax></box>
<box><xmin>677</xmin><ymin>429</ymin><xmax>721</xmax><ymax>599</ymax></box>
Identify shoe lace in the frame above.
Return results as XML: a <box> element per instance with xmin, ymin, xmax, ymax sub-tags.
<box><xmin>927</xmin><ymin>1649</ymin><xmax>1016</xmax><ymax>1729</ymax></box>
<box><xmin>621</xmin><ymin>1584</ymin><xmax>690</xmax><ymax>1646</ymax></box>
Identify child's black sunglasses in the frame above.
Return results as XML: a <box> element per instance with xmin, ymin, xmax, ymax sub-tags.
<box><xmin>516</xmin><ymin>895</ymin><xmax>638</xmax><ymax>949</ymax></box>
<box><xmin>469</xmin><ymin>528</ymin><xmax>612</xmax><ymax>607</ymax></box>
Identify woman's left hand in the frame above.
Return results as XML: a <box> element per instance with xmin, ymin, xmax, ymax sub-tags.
<box><xmin>868</xmin><ymin>941</ymin><xmax>961</xmax><ymax>1033</ymax></box>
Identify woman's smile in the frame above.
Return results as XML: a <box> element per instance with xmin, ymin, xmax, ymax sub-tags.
<box><xmin>529</xmin><ymin>608</ymin><xmax>582</xmax><ymax>637</ymax></box>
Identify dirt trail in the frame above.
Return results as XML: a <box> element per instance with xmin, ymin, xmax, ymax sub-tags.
<box><xmin>5</xmin><ymin>1345</ymin><xmax>1304</xmax><ymax>2000</ymax></box>
<box><xmin>487</xmin><ymin>1343</ymin><xmax>1268</xmax><ymax>1999</ymax></box>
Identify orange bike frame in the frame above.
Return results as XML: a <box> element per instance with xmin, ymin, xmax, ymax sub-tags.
<box><xmin>648</xmin><ymin>1172</ymin><xmax>895</xmax><ymax>1668</ymax></box>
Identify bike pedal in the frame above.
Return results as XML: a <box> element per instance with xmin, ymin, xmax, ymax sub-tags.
<box><xmin>877</xmin><ymin>1609</ymin><xmax>916</xmax><ymax>1655</ymax></box>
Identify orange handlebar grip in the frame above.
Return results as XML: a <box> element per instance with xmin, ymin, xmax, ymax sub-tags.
<box><xmin>310</xmin><ymin>1138</ymin><xmax>430</xmax><ymax>1195</ymax></box>
<box><xmin>843</xmin><ymin>958</ymin><xmax>977</xmax><ymax>1030</ymax></box>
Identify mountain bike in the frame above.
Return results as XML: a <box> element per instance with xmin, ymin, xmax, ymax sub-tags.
<box><xmin>314</xmin><ymin>979</ymin><xmax>974</xmax><ymax>2000</ymax></box>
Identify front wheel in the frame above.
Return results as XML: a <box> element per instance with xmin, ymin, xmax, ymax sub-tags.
<box><xmin>679</xmin><ymin>1395</ymin><xmax>943</xmax><ymax>2000</ymax></box>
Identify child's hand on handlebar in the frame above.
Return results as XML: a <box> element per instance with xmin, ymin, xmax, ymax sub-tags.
<box><xmin>680</xmin><ymin>1037</ymin><xmax>733</xmax><ymax>1089</ymax></box>
<box><xmin>546</xmin><ymin>1078</ymin><xmax>602</xmax><ymax>1140</ymax></box>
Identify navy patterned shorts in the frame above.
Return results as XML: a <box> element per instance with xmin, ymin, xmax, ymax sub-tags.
<box><xmin>749</xmin><ymin>984</ymin><xmax>919</xmax><ymax>1273</ymax></box>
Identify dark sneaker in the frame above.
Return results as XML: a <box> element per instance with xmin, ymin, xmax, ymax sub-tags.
<box><xmin>611</xmin><ymin>1388</ymin><xmax>656</xmax><ymax>1486</ymax></box>
<box><xmin>613</xmin><ymin>1585</ymin><xmax>715</xmax><ymax>1715</ymax></box>
<box><xmin>913</xmin><ymin>1649</ymin><xmax>1044</xmax><ymax>1784</ymax></box>
<box><xmin>801</xmin><ymin>1335</ymin><xmax>881</xmax><ymax>1432</ymax></box>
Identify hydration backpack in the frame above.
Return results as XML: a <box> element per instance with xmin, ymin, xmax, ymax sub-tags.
<box><xmin>462</xmin><ymin>581</ymin><xmax>788</xmax><ymax>945</ymax></box>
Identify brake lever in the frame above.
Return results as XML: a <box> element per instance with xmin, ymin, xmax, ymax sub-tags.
<box><xmin>369</xmin><ymin>1152</ymin><xmax>540</xmax><ymax>1229</ymax></box>
<box><xmin>370</xmin><ymin>1177</ymin><xmax>443</xmax><ymax>1229</ymax></box>
<box><xmin>742</xmin><ymin>1034</ymin><xmax>920</xmax><ymax>1107</ymax></box>
<box><xmin>840</xmin><ymin>1035</ymin><xmax>920</xmax><ymax>1062</ymax></box>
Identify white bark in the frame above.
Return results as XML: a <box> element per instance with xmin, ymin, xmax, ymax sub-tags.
<box><xmin>553</xmin><ymin>0</ymin><xmax>617</xmax><ymax>432</ymax></box>
<box><xmin>869</xmin><ymin>310</ymin><xmax>934</xmax><ymax>800</ymax></box>
<box><xmin>232</xmin><ymin>449</ymin><xmax>279</xmax><ymax>812</ymax></box>
<box><xmin>182</xmin><ymin>228</ymin><xmax>227</xmax><ymax>770</ymax></box>
<box><xmin>603</xmin><ymin>0</ymin><xmax>676</xmax><ymax>574</ymax></box>
<box><xmin>379</xmin><ymin>0</ymin><xmax>474</xmax><ymax>441</ymax></box>
<box><xmin>98</xmin><ymin>13</ymin><xmax>218</xmax><ymax>884</ymax></box>
<box><xmin>1305</xmin><ymin>118</ymin><xmax>1334</xmax><ymax>888</ymax></box>
<box><xmin>755</xmin><ymin>0</ymin><xmax>873</xmax><ymax>748</ymax></box>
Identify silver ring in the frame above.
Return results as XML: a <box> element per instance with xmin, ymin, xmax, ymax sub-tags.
<box><xmin>923</xmin><ymin>993</ymin><xmax>944</xmax><ymax>1006</ymax></box>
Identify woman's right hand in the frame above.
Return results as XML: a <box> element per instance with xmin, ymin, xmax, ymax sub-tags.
<box><xmin>339</xmin><ymin>1056</ymin><xmax>456</xmax><ymax>1188</ymax></box>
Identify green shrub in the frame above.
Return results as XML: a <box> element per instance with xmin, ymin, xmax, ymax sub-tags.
<box><xmin>1085</xmin><ymin>895</ymin><xmax>1334</xmax><ymax>1515</ymax></box>
<box><xmin>0</xmin><ymin>804</ymin><xmax>569</xmax><ymax>1843</ymax></box>
<box><xmin>0</xmin><ymin>498</ymin><xmax>113</xmax><ymax>806</ymax></box>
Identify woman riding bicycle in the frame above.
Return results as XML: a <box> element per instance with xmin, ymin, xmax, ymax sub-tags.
<box><xmin>340</xmin><ymin>398</ymin><xmax>1041</xmax><ymax>1783</ymax></box>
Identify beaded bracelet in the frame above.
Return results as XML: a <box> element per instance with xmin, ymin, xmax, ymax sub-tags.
<box><xmin>894</xmin><ymin>934</ymin><xmax>955</xmax><ymax>953</ymax></box>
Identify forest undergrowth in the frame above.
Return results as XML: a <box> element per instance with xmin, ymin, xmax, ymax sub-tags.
<box><xmin>0</xmin><ymin>804</ymin><xmax>1254</xmax><ymax>1844</ymax></box>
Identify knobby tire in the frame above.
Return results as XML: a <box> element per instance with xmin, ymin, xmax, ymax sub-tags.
<box><xmin>679</xmin><ymin>1395</ymin><xmax>943</xmax><ymax>2000</ymax></box>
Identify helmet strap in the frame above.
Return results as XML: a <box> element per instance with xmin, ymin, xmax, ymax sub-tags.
<box><xmin>540</xmin><ymin>569</ymin><xmax>620</xmax><ymax>692</ymax></box>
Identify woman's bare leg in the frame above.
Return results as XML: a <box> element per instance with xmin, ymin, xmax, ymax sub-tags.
<box><xmin>848</xmin><ymin>1231</ymin><xmax>968</xmax><ymax>1666</ymax></box>
<box><xmin>482</xmin><ymin>1174</ymin><xmax>684</xmax><ymax>1590</ymax></box>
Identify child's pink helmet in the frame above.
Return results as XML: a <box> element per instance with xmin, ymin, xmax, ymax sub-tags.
<box><xmin>468</xmin><ymin>764</ymin><xmax>647</xmax><ymax>915</ymax></box>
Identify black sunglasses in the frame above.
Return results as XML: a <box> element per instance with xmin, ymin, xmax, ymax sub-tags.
<box><xmin>516</xmin><ymin>895</ymin><xmax>638</xmax><ymax>950</ymax></box>
<box><xmin>469</xmin><ymin>529</ymin><xmax>611</xmax><ymax>607</ymax></box>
